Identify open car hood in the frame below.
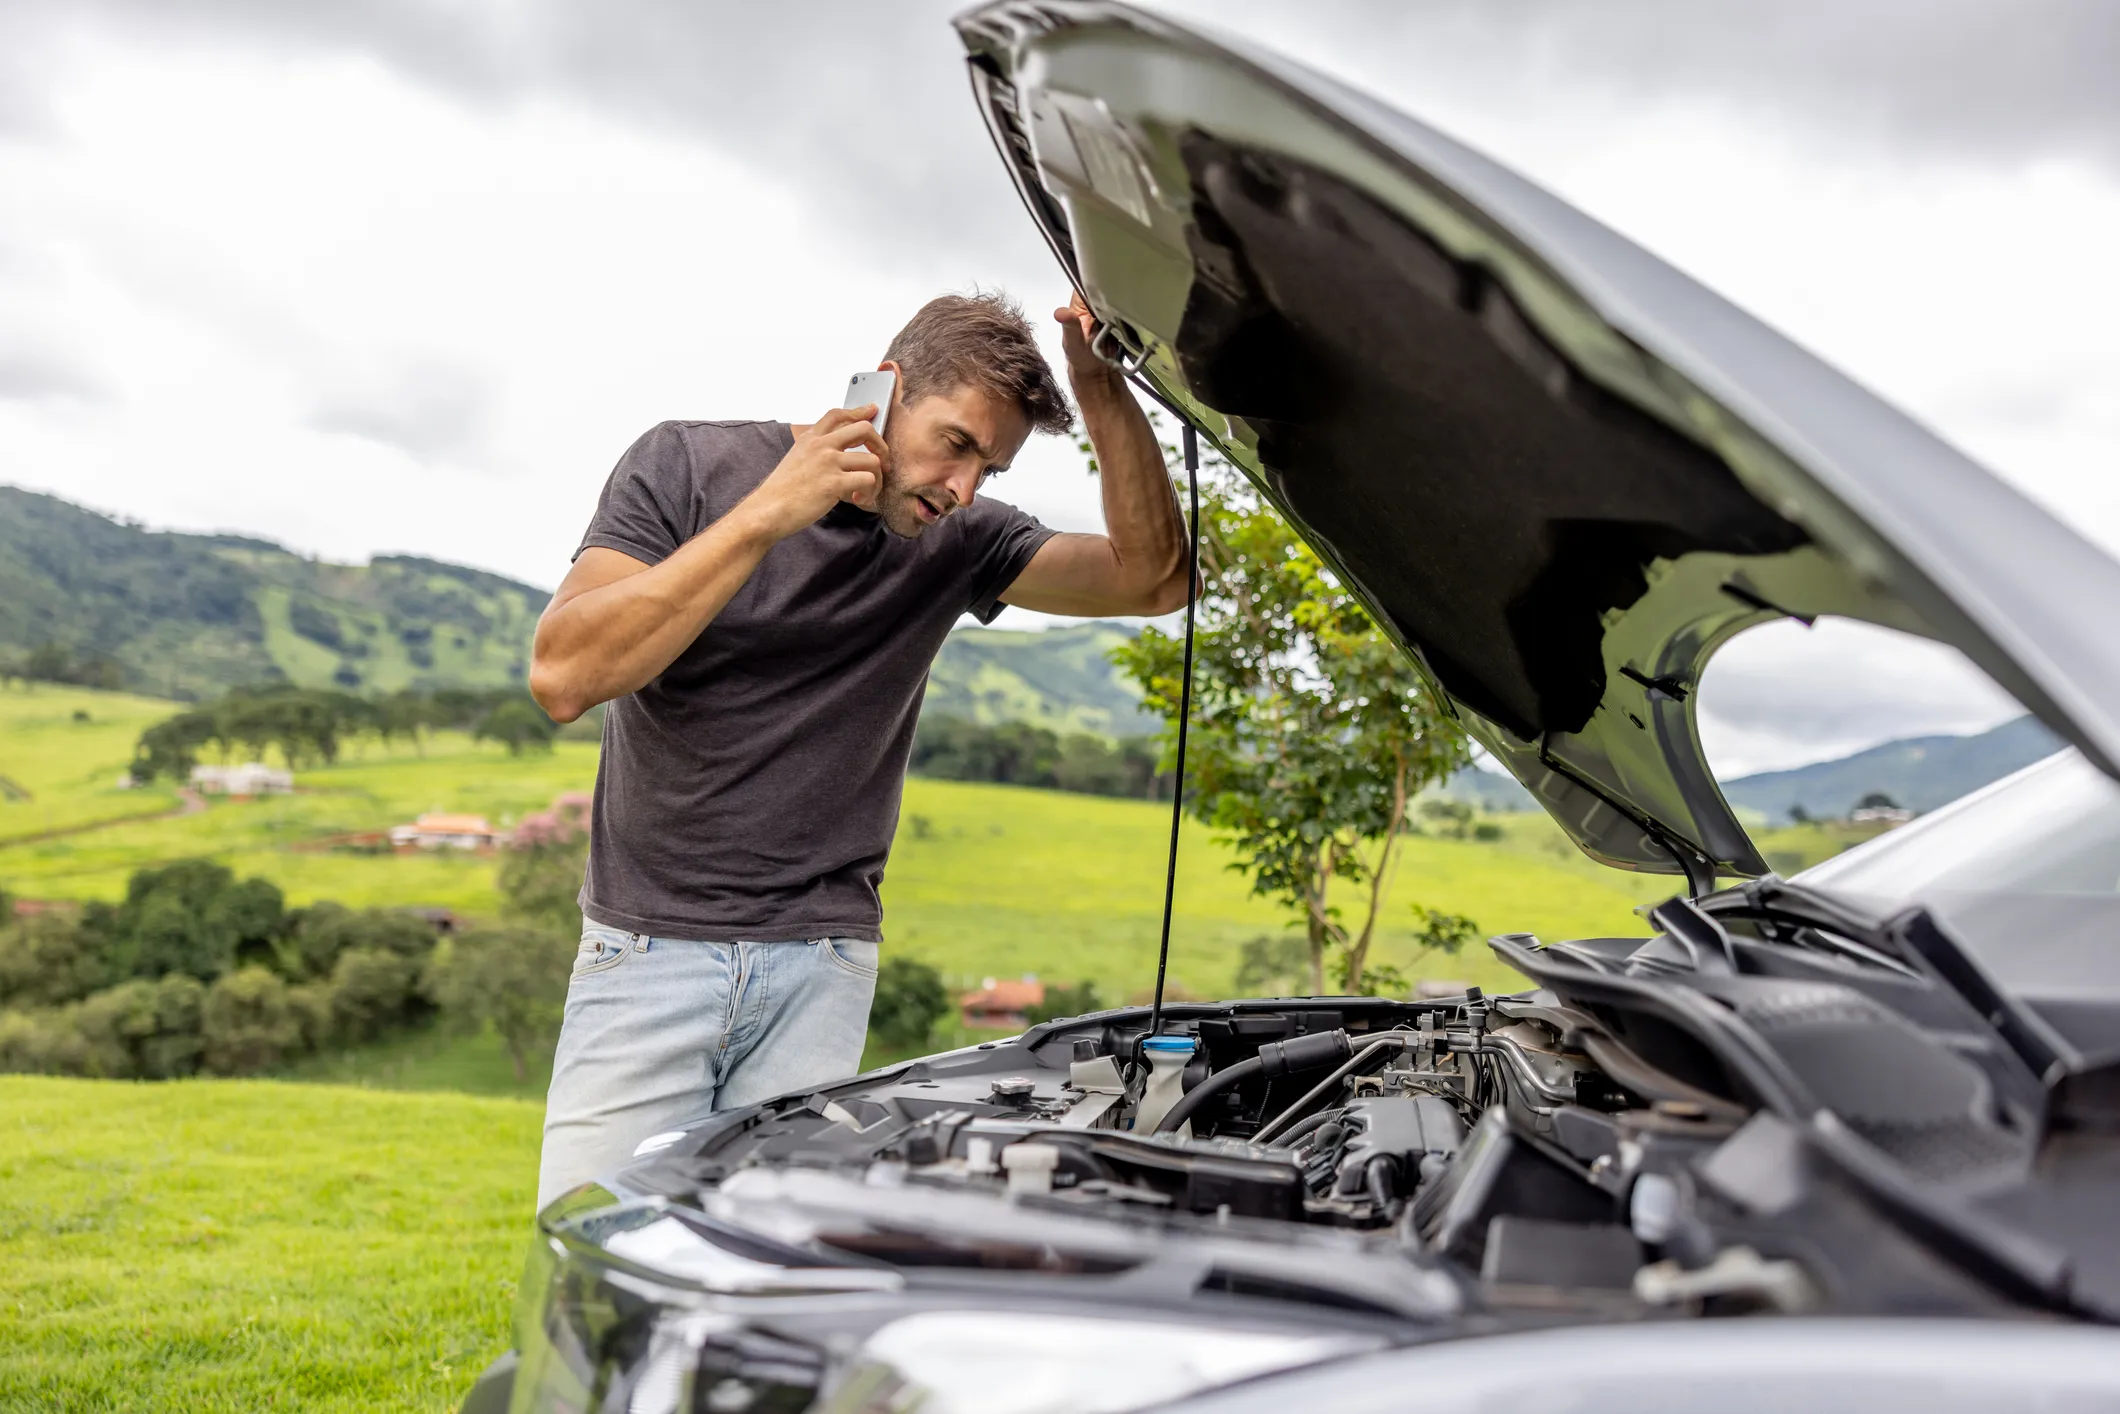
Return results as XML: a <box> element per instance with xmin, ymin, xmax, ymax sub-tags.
<box><xmin>955</xmin><ymin>2</ymin><xmax>2120</xmax><ymax>882</ymax></box>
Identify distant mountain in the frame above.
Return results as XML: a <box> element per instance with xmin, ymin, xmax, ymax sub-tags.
<box><xmin>925</xmin><ymin>622</ymin><xmax>1157</xmax><ymax>737</ymax></box>
<box><xmin>0</xmin><ymin>485</ymin><xmax>546</xmax><ymax>700</ymax></box>
<box><xmin>1720</xmin><ymin>715</ymin><xmax>2064</xmax><ymax>825</ymax></box>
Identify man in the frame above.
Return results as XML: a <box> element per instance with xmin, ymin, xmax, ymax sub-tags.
<box><xmin>528</xmin><ymin>290</ymin><xmax>1187</xmax><ymax>1206</ymax></box>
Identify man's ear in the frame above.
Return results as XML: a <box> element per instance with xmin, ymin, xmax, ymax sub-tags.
<box><xmin>878</xmin><ymin>360</ymin><xmax>908</xmax><ymax>424</ymax></box>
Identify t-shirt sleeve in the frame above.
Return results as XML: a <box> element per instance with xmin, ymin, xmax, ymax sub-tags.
<box><xmin>574</xmin><ymin>422</ymin><xmax>697</xmax><ymax>567</ymax></box>
<box><xmin>963</xmin><ymin>498</ymin><xmax>1059</xmax><ymax>625</ymax></box>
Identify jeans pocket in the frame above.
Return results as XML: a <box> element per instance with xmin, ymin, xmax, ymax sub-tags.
<box><xmin>573</xmin><ymin>926</ymin><xmax>635</xmax><ymax>977</ymax></box>
<box><xmin>822</xmin><ymin>938</ymin><xmax>879</xmax><ymax>978</ymax></box>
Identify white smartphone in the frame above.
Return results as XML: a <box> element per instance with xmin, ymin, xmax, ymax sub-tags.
<box><xmin>842</xmin><ymin>370</ymin><xmax>896</xmax><ymax>439</ymax></box>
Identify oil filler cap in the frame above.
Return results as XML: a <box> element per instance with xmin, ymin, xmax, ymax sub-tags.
<box><xmin>990</xmin><ymin>1076</ymin><xmax>1036</xmax><ymax>1106</ymax></box>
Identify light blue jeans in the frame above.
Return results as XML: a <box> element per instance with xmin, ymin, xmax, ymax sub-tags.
<box><xmin>536</xmin><ymin>920</ymin><xmax>879</xmax><ymax>1210</ymax></box>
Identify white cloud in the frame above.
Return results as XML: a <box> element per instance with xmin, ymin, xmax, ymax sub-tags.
<box><xmin>1697</xmin><ymin>619</ymin><xmax>2023</xmax><ymax>778</ymax></box>
<box><xmin>0</xmin><ymin>2</ymin><xmax>2115</xmax><ymax>778</ymax></box>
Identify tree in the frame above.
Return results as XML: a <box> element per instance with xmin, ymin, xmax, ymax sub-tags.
<box><xmin>326</xmin><ymin>947</ymin><xmax>421</xmax><ymax>1042</ymax></box>
<box><xmin>25</xmin><ymin>642</ymin><xmax>71</xmax><ymax>684</ymax></box>
<box><xmin>68</xmin><ymin>974</ymin><xmax>206</xmax><ymax>1078</ymax></box>
<box><xmin>499</xmin><ymin>805</ymin><xmax>590</xmax><ymax>935</ymax></box>
<box><xmin>1856</xmin><ymin>791</ymin><xmax>1900</xmax><ymax>812</ymax></box>
<box><xmin>201</xmin><ymin>966</ymin><xmax>302</xmax><ymax>1073</ymax></box>
<box><xmin>132</xmin><ymin>708</ymin><xmax>219</xmax><ymax>783</ymax></box>
<box><xmin>867</xmin><ymin>957</ymin><xmax>949</xmax><ymax>1051</ymax></box>
<box><xmin>274</xmin><ymin>903</ymin><xmax>434</xmax><ymax>980</ymax></box>
<box><xmin>475</xmin><ymin>698</ymin><xmax>557</xmax><ymax>756</ymax></box>
<box><xmin>0</xmin><ymin>911</ymin><xmax>106</xmax><ymax>1008</ymax></box>
<box><xmin>421</xmin><ymin>926</ymin><xmax>572</xmax><ymax>1082</ymax></box>
<box><xmin>92</xmin><ymin>860</ymin><xmax>284</xmax><ymax>983</ymax></box>
<box><xmin>1417</xmin><ymin>798</ymin><xmax>1476</xmax><ymax>840</ymax></box>
<box><xmin>1112</xmin><ymin>455</ymin><xmax>1469</xmax><ymax>994</ymax></box>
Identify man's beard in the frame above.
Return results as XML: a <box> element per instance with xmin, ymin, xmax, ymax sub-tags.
<box><xmin>875</xmin><ymin>465</ymin><xmax>948</xmax><ymax>540</ymax></box>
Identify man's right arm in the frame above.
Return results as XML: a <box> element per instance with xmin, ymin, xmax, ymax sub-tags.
<box><xmin>529</xmin><ymin>407</ymin><xmax>887</xmax><ymax>723</ymax></box>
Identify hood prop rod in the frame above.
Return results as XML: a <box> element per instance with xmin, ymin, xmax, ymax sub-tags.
<box><xmin>1149</xmin><ymin>422</ymin><xmax>1201</xmax><ymax>1038</ymax></box>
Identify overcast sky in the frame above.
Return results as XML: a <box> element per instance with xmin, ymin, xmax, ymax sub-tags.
<box><xmin>3</xmin><ymin>1</ymin><xmax>2113</xmax><ymax>777</ymax></box>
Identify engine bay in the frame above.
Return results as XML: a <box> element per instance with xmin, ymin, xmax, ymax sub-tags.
<box><xmin>625</xmin><ymin>892</ymin><xmax>2120</xmax><ymax>1326</ymax></box>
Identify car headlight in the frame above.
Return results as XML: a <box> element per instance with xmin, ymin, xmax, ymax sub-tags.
<box><xmin>819</xmin><ymin>1310</ymin><xmax>1372</xmax><ymax>1414</ymax></box>
<box><xmin>510</xmin><ymin>1193</ymin><xmax>1375</xmax><ymax>1414</ymax></box>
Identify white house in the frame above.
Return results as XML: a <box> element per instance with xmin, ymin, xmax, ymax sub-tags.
<box><xmin>389</xmin><ymin>812</ymin><xmax>501</xmax><ymax>851</ymax></box>
<box><xmin>189</xmin><ymin>762</ymin><xmax>294</xmax><ymax>797</ymax></box>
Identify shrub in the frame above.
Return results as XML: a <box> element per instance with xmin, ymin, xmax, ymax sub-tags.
<box><xmin>68</xmin><ymin>975</ymin><xmax>206</xmax><ymax>1078</ymax></box>
<box><xmin>0</xmin><ymin>1007</ymin><xmax>87</xmax><ymax>1075</ymax></box>
<box><xmin>202</xmin><ymin>966</ymin><xmax>302</xmax><ymax>1074</ymax></box>
<box><xmin>0</xmin><ymin>912</ymin><xmax>105</xmax><ymax>1008</ymax></box>
<box><xmin>277</xmin><ymin>903</ymin><xmax>435</xmax><ymax>979</ymax></box>
<box><xmin>93</xmin><ymin>860</ymin><xmax>284</xmax><ymax>983</ymax></box>
<box><xmin>328</xmin><ymin>947</ymin><xmax>421</xmax><ymax>1042</ymax></box>
<box><xmin>867</xmin><ymin>957</ymin><xmax>949</xmax><ymax>1051</ymax></box>
<box><xmin>287</xmin><ymin>980</ymin><xmax>336</xmax><ymax>1051</ymax></box>
<box><xmin>422</xmin><ymin>926</ymin><xmax>572</xmax><ymax>1081</ymax></box>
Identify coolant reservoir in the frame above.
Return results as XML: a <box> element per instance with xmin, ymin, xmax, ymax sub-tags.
<box><xmin>1134</xmin><ymin>1035</ymin><xmax>1198</xmax><ymax>1137</ymax></box>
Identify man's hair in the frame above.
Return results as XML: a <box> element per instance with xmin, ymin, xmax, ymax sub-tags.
<box><xmin>882</xmin><ymin>291</ymin><xmax>1073</xmax><ymax>437</ymax></box>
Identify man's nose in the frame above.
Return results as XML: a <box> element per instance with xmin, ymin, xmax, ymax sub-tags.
<box><xmin>945</xmin><ymin>466</ymin><xmax>980</xmax><ymax>509</ymax></box>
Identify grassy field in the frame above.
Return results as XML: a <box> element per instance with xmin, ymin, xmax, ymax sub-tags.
<box><xmin>0</xmin><ymin>684</ymin><xmax>1679</xmax><ymax>998</ymax></box>
<box><xmin>2</xmin><ymin>682</ymin><xmax>1893</xmax><ymax>1004</ymax></box>
<box><xmin>0</xmin><ymin>685</ymin><xmax>184</xmax><ymax>846</ymax></box>
<box><xmin>0</xmin><ymin>1076</ymin><xmax>538</xmax><ymax>1412</ymax></box>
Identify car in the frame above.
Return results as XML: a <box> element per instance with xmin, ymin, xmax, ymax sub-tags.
<box><xmin>466</xmin><ymin>4</ymin><xmax>2120</xmax><ymax>1410</ymax></box>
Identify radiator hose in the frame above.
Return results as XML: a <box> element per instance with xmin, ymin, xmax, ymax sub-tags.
<box><xmin>1152</xmin><ymin>1029</ymin><xmax>1352</xmax><ymax>1135</ymax></box>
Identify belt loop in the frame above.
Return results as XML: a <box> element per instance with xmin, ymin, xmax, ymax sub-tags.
<box><xmin>634</xmin><ymin>934</ymin><xmax>650</xmax><ymax>953</ymax></box>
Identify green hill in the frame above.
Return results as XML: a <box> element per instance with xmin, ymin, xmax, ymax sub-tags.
<box><xmin>924</xmin><ymin>620</ymin><xmax>1156</xmax><ymax>737</ymax></box>
<box><xmin>0</xmin><ymin>486</ymin><xmax>546</xmax><ymax>701</ymax></box>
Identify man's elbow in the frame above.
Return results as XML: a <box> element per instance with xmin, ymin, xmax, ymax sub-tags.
<box><xmin>528</xmin><ymin>658</ymin><xmax>585</xmax><ymax>725</ymax></box>
<box><xmin>1136</xmin><ymin>564</ymin><xmax>1197</xmax><ymax>617</ymax></box>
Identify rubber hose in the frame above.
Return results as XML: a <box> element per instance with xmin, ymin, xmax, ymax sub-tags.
<box><xmin>1153</xmin><ymin>1030</ymin><xmax>1355</xmax><ymax>1135</ymax></box>
<box><xmin>1251</xmin><ymin>1035</ymin><xmax>1412</xmax><ymax>1145</ymax></box>
<box><xmin>1153</xmin><ymin>1055</ymin><xmax>1262</xmax><ymax>1134</ymax></box>
<box><xmin>1267</xmin><ymin>1107</ymin><xmax>1339</xmax><ymax>1150</ymax></box>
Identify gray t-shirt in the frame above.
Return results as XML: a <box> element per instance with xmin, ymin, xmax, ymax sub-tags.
<box><xmin>572</xmin><ymin>419</ymin><xmax>1054</xmax><ymax>941</ymax></box>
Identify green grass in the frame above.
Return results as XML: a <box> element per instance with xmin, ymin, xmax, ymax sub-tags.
<box><xmin>0</xmin><ymin>1076</ymin><xmax>538</xmax><ymax>1412</ymax></box>
<box><xmin>0</xmin><ymin>706</ymin><xmax>1677</xmax><ymax>998</ymax></box>
<box><xmin>1</xmin><ymin>716</ymin><xmax>1672</xmax><ymax>997</ymax></box>
<box><xmin>882</xmin><ymin>781</ymin><xmax>1670</xmax><ymax>999</ymax></box>
<box><xmin>1750</xmin><ymin>818</ymin><xmax>1899</xmax><ymax>876</ymax></box>
<box><xmin>275</xmin><ymin>1025</ymin><xmax>557</xmax><ymax>1099</ymax></box>
<box><xmin>0</xmin><ymin>734</ymin><xmax>599</xmax><ymax>911</ymax></box>
<box><xmin>0</xmin><ymin>684</ymin><xmax>183</xmax><ymax>846</ymax></box>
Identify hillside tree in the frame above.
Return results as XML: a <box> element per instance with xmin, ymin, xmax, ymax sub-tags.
<box><xmin>422</xmin><ymin>926</ymin><xmax>572</xmax><ymax>1081</ymax></box>
<box><xmin>1113</xmin><ymin>452</ymin><xmax>1469</xmax><ymax>995</ymax></box>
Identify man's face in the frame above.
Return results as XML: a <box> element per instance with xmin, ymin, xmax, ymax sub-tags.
<box><xmin>872</xmin><ymin>366</ymin><xmax>1032</xmax><ymax>539</ymax></box>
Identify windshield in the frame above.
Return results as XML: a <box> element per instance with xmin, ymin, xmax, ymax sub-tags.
<box><xmin>1797</xmin><ymin>749</ymin><xmax>2120</xmax><ymax>901</ymax></box>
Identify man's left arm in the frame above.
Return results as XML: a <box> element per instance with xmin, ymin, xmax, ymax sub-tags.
<box><xmin>1000</xmin><ymin>297</ymin><xmax>1192</xmax><ymax>618</ymax></box>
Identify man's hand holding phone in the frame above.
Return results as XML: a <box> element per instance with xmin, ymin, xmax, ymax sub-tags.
<box><xmin>743</xmin><ymin>405</ymin><xmax>888</xmax><ymax>542</ymax></box>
